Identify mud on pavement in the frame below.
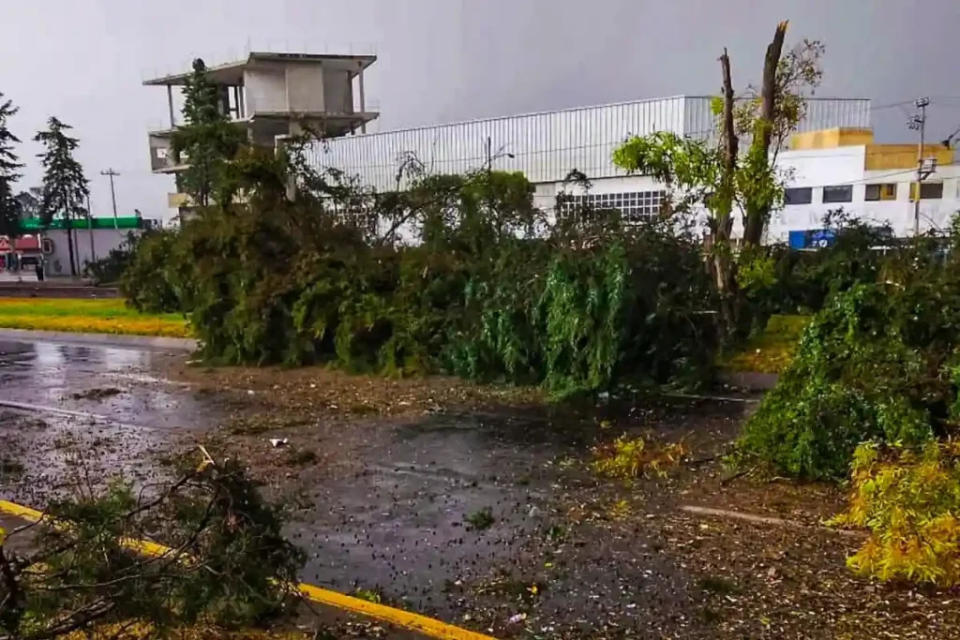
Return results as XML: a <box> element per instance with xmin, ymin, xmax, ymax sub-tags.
<box><xmin>4</xmin><ymin>339</ymin><xmax>960</xmax><ymax>639</ymax></box>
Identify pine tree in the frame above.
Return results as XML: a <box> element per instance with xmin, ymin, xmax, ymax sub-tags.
<box><xmin>0</xmin><ymin>92</ymin><xmax>24</xmax><ymax>238</ymax></box>
<box><xmin>172</xmin><ymin>58</ymin><xmax>243</xmax><ymax>208</ymax></box>
<box><xmin>34</xmin><ymin>116</ymin><xmax>89</xmax><ymax>276</ymax></box>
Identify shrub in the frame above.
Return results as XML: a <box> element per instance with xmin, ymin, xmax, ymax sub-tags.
<box><xmin>743</xmin><ymin>210</ymin><xmax>892</xmax><ymax>319</ymax></box>
<box><xmin>84</xmin><ymin>232</ymin><xmax>140</xmax><ymax>285</ymax></box>
<box><xmin>736</xmin><ymin>283</ymin><xmax>943</xmax><ymax>479</ymax></box>
<box><xmin>120</xmin><ymin>229</ymin><xmax>186</xmax><ymax>313</ymax></box>
<box><xmin>830</xmin><ymin>441</ymin><xmax>960</xmax><ymax>586</ymax></box>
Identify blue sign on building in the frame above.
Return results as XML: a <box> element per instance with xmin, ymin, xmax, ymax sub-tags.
<box><xmin>788</xmin><ymin>229</ymin><xmax>837</xmax><ymax>250</ymax></box>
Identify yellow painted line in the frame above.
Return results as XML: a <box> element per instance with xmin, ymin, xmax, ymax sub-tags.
<box><xmin>297</xmin><ymin>582</ymin><xmax>497</xmax><ymax>640</ymax></box>
<box><xmin>0</xmin><ymin>499</ymin><xmax>498</xmax><ymax>640</ymax></box>
<box><xmin>0</xmin><ymin>499</ymin><xmax>43</xmax><ymax>521</ymax></box>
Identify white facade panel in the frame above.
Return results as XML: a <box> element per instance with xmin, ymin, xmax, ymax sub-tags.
<box><xmin>314</xmin><ymin>96</ymin><xmax>690</xmax><ymax>191</ymax></box>
<box><xmin>314</xmin><ymin>96</ymin><xmax>871</xmax><ymax>193</ymax></box>
<box><xmin>285</xmin><ymin>65</ymin><xmax>326</xmax><ymax>112</ymax></box>
<box><xmin>244</xmin><ymin>66</ymin><xmax>287</xmax><ymax>113</ymax></box>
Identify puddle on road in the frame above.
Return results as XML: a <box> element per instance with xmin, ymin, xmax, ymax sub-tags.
<box><xmin>289</xmin><ymin>409</ymin><xmax>693</xmax><ymax>629</ymax></box>
<box><xmin>0</xmin><ymin>339</ymin><xmax>226</xmax><ymax>506</ymax></box>
<box><xmin>0</xmin><ymin>339</ymin><xmax>714</xmax><ymax>635</ymax></box>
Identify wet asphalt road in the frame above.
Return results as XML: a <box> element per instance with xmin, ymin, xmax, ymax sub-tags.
<box><xmin>0</xmin><ymin>337</ymin><xmax>706</xmax><ymax>638</ymax></box>
<box><xmin>0</xmin><ymin>339</ymin><xmax>217</xmax><ymax>506</ymax></box>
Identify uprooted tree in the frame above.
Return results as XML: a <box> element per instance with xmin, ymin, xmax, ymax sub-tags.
<box><xmin>0</xmin><ymin>449</ymin><xmax>304</xmax><ymax>639</ymax></box>
<box><xmin>122</xmin><ymin>133</ymin><xmax>718</xmax><ymax>395</ymax></box>
<box><xmin>612</xmin><ymin>21</ymin><xmax>824</xmax><ymax>337</ymax></box>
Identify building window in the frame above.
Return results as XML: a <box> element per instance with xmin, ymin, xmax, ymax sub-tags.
<box><xmin>784</xmin><ymin>187</ymin><xmax>813</xmax><ymax>205</ymax></box>
<box><xmin>865</xmin><ymin>183</ymin><xmax>897</xmax><ymax>201</ymax></box>
<box><xmin>560</xmin><ymin>190</ymin><xmax>666</xmax><ymax>222</ymax></box>
<box><xmin>822</xmin><ymin>185</ymin><xmax>853</xmax><ymax>203</ymax></box>
<box><xmin>911</xmin><ymin>182</ymin><xmax>944</xmax><ymax>200</ymax></box>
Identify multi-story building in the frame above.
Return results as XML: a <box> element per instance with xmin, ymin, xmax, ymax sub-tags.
<box><xmin>144</xmin><ymin>51</ymin><xmax>378</xmax><ymax>223</ymax></box>
<box><xmin>312</xmin><ymin>95</ymin><xmax>958</xmax><ymax>241</ymax></box>
<box><xmin>770</xmin><ymin>128</ymin><xmax>957</xmax><ymax>242</ymax></box>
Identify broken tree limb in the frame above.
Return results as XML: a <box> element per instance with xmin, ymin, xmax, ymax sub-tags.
<box><xmin>679</xmin><ymin>504</ymin><xmax>865</xmax><ymax>538</ymax></box>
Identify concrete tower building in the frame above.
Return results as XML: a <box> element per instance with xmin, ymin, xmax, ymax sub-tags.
<box><xmin>144</xmin><ymin>51</ymin><xmax>378</xmax><ymax>223</ymax></box>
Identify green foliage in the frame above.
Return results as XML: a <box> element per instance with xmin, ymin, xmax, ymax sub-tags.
<box><xmin>123</xmin><ymin>152</ymin><xmax>717</xmax><ymax>395</ymax></box>
<box><xmin>735</xmin><ymin>277</ymin><xmax>960</xmax><ymax>478</ymax></box>
<box><xmin>84</xmin><ymin>232</ymin><xmax>141</xmax><ymax>285</ymax></box>
<box><xmin>465</xmin><ymin>507</ymin><xmax>495</xmax><ymax>531</ymax></box>
<box><xmin>753</xmin><ymin>210</ymin><xmax>891</xmax><ymax>318</ymax></box>
<box><xmin>732</xmin><ymin>39</ymin><xmax>825</xmax><ymax>149</ymax></box>
<box><xmin>171</xmin><ymin>59</ymin><xmax>246</xmax><ymax>207</ymax></box>
<box><xmin>0</xmin><ymin>92</ymin><xmax>23</xmax><ymax>238</ymax></box>
<box><xmin>719</xmin><ymin>313</ymin><xmax>810</xmax><ymax>374</ymax></box>
<box><xmin>34</xmin><ymin>116</ymin><xmax>89</xmax><ymax>275</ymax></box>
<box><xmin>830</xmin><ymin>441</ymin><xmax>960</xmax><ymax>586</ymax></box>
<box><xmin>0</xmin><ymin>454</ymin><xmax>304</xmax><ymax>637</ymax></box>
<box><xmin>120</xmin><ymin>229</ymin><xmax>187</xmax><ymax>313</ymax></box>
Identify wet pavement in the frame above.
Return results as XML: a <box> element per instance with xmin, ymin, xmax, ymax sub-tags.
<box><xmin>0</xmin><ymin>337</ymin><xmax>746</xmax><ymax>638</ymax></box>
<box><xmin>0</xmin><ymin>339</ymin><xmax>219</xmax><ymax>506</ymax></box>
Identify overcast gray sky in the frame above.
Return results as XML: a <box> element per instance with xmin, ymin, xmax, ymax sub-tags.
<box><xmin>1</xmin><ymin>0</ymin><xmax>958</xmax><ymax>220</ymax></box>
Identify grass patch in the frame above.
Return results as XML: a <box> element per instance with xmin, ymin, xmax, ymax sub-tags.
<box><xmin>719</xmin><ymin>314</ymin><xmax>811</xmax><ymax>374</ymax></box>
<box><xmin>465</xmin><ymin>507</ymin><xmax>495</xmax><ymax>531</ymax></box>
<box><xmin>0</xmin><ymin>298</ymin><xmax>189</xmax><ymax>338</ymax></box>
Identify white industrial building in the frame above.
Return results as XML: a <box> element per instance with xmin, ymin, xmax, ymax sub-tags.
<box><xmin>312</xmin><ymin>95</ymin><xmax>959</xmax><ymax>243</ymax></box>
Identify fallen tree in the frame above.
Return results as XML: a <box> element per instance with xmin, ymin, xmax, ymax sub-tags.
<box><xmin>0</xmin><ymin>449</ymin><xmax>304</xmax><ymax>639</ymax></box>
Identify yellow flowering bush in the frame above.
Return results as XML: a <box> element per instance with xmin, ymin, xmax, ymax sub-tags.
<box><xmin>830</xmin><ymin>441</ymin><xmax>960</xmax><ymax>586</ymax></box>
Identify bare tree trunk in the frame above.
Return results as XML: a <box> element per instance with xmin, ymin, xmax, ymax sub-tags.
<box><xmin>713</xmin><ymin>48</ymin><xmax>739</xmax><ymax>336</ymax></box>
<box><xmin>742</xmin><ymin>21</ymin><xmax>788</xmax><ymax>248</ymax></box>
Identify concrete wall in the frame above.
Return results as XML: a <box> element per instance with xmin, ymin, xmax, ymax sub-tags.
<box><xmin>244</xmin><ymin>65</ymin><xmax>287</xmax><ymax>113</ymax></box>
<box><xmin>44</xmin><ymin>228</ymin><xmax>138</xmax><ymax>277</ymax></box>
<box><xmin>322</xmin><ymin>68</ymin><xmax>353</xmax><ymax>113</ymax></box>
<box><xmin>286</xmin><ymin>64</ymin><xmax>326</xmax><ymax>112</ymax></box>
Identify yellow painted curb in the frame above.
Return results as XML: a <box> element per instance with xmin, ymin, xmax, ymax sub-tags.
<box><xmin>298</xmin><ymin>583</ymin><xmax>496</xmax><ymax>640</ymax></box>
<box><xmin>0</xmin><ymin>499</ymin><xmax>498</xmax><ymax>640</ymax></box>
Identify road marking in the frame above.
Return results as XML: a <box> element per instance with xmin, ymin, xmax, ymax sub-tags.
<box><xmin>0</xmin><ymin>399</ymin><xmax>142</xmax><ymax>430</ymax></box>
<box><xmin>0</xmin><ymin>499</ymin><xmax>499</xmax><ymax>640</ymax></box>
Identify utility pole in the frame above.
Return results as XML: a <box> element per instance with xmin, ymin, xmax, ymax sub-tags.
<box><xmin>100</xmin><ymin>168</ymin><xmax>120</xmax><ymax>230</ymax></box>
<box><xmin>908</xmin><ymin>97</ymin><xmax>930</xmax><ymax>236</ymax></box>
